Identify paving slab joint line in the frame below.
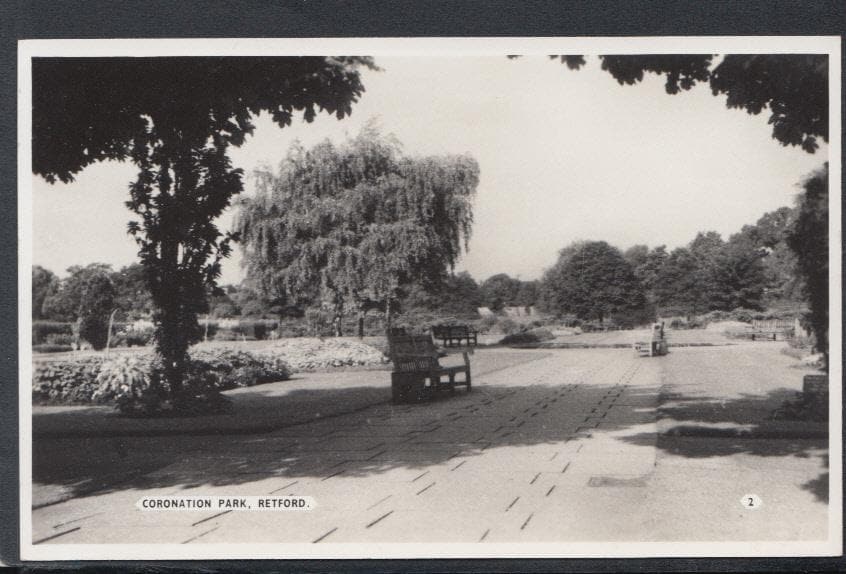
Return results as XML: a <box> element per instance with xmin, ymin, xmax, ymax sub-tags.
<box><xmin>411</xmin><ymin>470</ymin><xmax>430</xmax><ymax>482</ymax></box>
<box><xmin>313</xmin><ymin>527</ymin><xmax>338</xmax><ymax>543</ymax></box>
<box><xmin>53</xmin><ymin>511</ymin><xmax>103</xmax><ymax>529</ymax></box>
<box><xmin>366</xmin><ymin>510</ymin><xmax>394</xmax><ymax>528</ymax></box>
<box><xmin>269</xmin><ymin>480</ymin><xmax>299</xmax><ymax>494</ymax></box>
<box><xmin>192</xmin><ymin>509</ymin><xmax>232</xmax><ymax>527</ymax></box>
<box><xmin>33</xmin><ymin>526</ymin><xmax>81</xmax><ymax>545</ymax></box>
<box><xmin>182</xmin><ymin>525</ymin><xmax>219</xmax><ymax>544</ymax></box>
<box><xmin>367</xmin><ymin>494</ymin><xmax>393</xmax><ymax>510</ymax></box>
<box><xmin>506</xmin><ymin>496</ymin><xmax>520</xmax><ymax>511</ymax></box>
<box><xmin>416</xmin><ymin>481</ymin><xmax>436</xmax><ymax>495</ymax></box>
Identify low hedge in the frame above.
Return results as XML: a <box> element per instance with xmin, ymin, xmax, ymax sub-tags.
<box><xmin>32</xmin><ymin>344</ymin><xmax>74</xmax><ymax>354</ymax></box>
<box><xmin>499</xmin><ymin>327</ymin><xmax>556</xmax><ymax>346</ymax></box>
<box><xmin>33</xmin><ymin>321</ymin><xmax>74</xmax><ymax>345</ymax></box>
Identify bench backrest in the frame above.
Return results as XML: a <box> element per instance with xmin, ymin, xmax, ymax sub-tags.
<box><xmin>388</xmin><ymin>333</ymin><xmax>440</xmax><ymax>373</ymax></box>
<box><xmin>432</xmin><ymin>325</ymin><xmax>474</xmax><ymax>338</ymax></box>
<box><xmin>431</xmin><ymin>325</ymin><xmax>450</xmax><ymax>338</ymax></box>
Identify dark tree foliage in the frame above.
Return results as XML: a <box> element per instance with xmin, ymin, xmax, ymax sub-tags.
<box><xmin>788</xmin><ymin>164</ymin><xmax>829</xmax><ymax>367</ymax></box>
<box><xmin>514</xmin><ymin>280</ymin><xmax>540</xmax><ymax>308</ymax></box>
<box><xmin>688</xmin><ymin>231</ymin><xmax>729</xmax><ymax>310</ymax></box>
<box><xmin>77</xmin><ymin>271</ymin><xmax>116</xmax><ymax>350</ymax></box>
<box><xmin>711</xmin><ymin>234</ymin><xmax>768</xmax><ymax>311</ymax></box>
<box><xmin>542</xmin><ymin>241</ymin><xmax>646</xmax><ymax>324</ymax></box>
<box><xmin>624</xmin><ymin>244</ymin><xmax>668</xmax><ymax>305</ymax></box>
<box><xmin>402</xmin><ymin>272</ymin><xmax>483</xmax><ymax>319</ymax></box>
<box><xmin>735</xmin><ymin>207</ymin><xmax>803</xmax><ymax>306</ymax></box>
<box><xmin>41</xmin><ymin>263</ymin><xmax>114</xmax><ymax>322</ymax></box>
<box><xmin>600</xmin><ymin>55</ymin><xmax>713</xmax><ymax>94</ymax></box>
<box><xmin>479</xmin><ymin>273</ymin><xmax>523</xmax><ymax>312</ymax></box>
<box><xmin>710</xmin><ymin>55</ymin><xmax>828</xmax><ymax>153</ymax></box>
<box><xmin>111</xmin><ymin>263</ymin><xmax>154</xmax><ymax>319</ymax></box>
<box><xmin>32</xmin><ymin>265</ymin><xmax>59</xmax><ymax>320</ymax></box>
<box><xmin>32</xmin><ymin>57</ymin><xmax>373</xmax><ymax>400</ymax></box>
<box><xmin>653</xmin><ymin>232</ymin><xmax>768</xmax><ymax>316</ymax></box>
<box><xmin>652</xmin><ymin>247</ymin><xmax>702</xmax><ymax>317</ymax></box>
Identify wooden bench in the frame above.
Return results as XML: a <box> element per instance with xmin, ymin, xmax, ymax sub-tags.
<box><xmin>431</xmin><ymin>325</ymin><xmax>478</xmax><ymax>348</ymax></box>
<box><xmin>388</xmin><ymin>333</ymin><xmax>471</xmax><ymax>404</ymax></box>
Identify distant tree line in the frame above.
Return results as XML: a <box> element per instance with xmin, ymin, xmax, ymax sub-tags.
<box><xmin>537</xmin><ymin>199</ymin><xmax>809</xmax><ymax>326</ymax></box>
<box><xmin>34</xmin><ymin>194</ymin><xmax>808</xmax><ymax>338</ymax></box>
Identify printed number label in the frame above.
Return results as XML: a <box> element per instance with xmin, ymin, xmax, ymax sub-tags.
<box><xmin>741</xmin><ymin>494</ymin><xmax>762</xmax><ymax>510</ymax></box>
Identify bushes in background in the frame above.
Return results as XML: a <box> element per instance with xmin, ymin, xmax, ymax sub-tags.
<box><xmin>32</xmin><ymin>344</ymin><xmax>74</xmax><ymax>354</ymax></box>
<box><xmin>32</xmin><ymin>321</ymin><xmax>73</xmax><ymax>345</ymax></box>
<box><xmin>499</xmin><ymin>327</ymin><xmax>555</xmax><ymax>346</ymax></box>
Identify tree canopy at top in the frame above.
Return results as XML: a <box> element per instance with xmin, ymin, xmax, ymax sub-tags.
<box><xmin>32</xmin><ymin>56</ymin><xmax>375</xmax><ymax>183</ymax></box>
<box><xmin>555</xmin><ymin>54</ymin><xmax>828</xmax><ymax>153</ymax></box>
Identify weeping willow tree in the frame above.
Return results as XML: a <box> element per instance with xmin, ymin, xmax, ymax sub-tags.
<box><xmin>236</xmin><ymin>125</ymin><xmax>479</xmax><ymax>335</ymax></box>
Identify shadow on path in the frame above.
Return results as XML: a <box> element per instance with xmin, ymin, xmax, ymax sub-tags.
<box><xmin>33</xmin><ymin>379</ymin><xmax>656</xmax><ymax>504</ymax></box>
<box><xmin>33</xmin><ymin>374</ymin><xmax>827</xmax><ymax>507</ymax></box>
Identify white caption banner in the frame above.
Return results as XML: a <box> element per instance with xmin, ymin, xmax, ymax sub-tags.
<box><xmin>136</xmin><ymin>496</ymin><xmax>315</xmax><ymax>511</ymax></box>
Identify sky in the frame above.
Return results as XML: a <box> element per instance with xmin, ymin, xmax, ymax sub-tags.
<box><xmin>31</xmin><ymin>56</ymin><xmax>828</xmax><ymax>284</ymax></box>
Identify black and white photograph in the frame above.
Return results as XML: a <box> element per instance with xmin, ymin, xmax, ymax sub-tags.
<box><xmin>18</xmin><ymin>36</ymin><xmax>841</xmax><ymax>560</ymax></box>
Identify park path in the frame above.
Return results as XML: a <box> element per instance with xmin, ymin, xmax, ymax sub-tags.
<box><xmin>31</xmin><ymin>345</ymin><xmax>829</xmax><ymax>546</ymax></box>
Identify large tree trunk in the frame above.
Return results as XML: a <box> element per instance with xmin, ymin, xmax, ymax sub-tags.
<box><xmin>149</xmin><ymin>141</ymin><xmax>198</xmax><ymax>405</ymax></box>
<box><xmin>154</xmin><ymin>213</ymin><xmax>189</xmax><ymax>401</ymax></box>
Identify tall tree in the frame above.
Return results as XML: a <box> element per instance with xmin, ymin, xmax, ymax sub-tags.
<box><xmin>32</xmin><ymin>57</ymin><xmax>373</xmax><ymax>403</ymax></box>
<box><xmin>541</xmin><ymin>241</ymin><xmax>646</xmax><ymax>324</ymax></box>
<box><xmin>31</xmin><ymin>265</ymin><xmax>59</xmax><ymax>320</ymax></box>
<box><xmin>236</xmin><ymin>126</ymin><xmax>479</xmax><ymax>334</ymax></box>
<box><xmin>514</xmin><ymin>280</ymin><xmax>540</xmax><ymax>309</ymax></box>
<box><xmin>711</xmin><ymin>234</ymin><xmax>768</xmax><ymax>311</ymax></box>
<box><xmin>788</xmin><ymin>164</ymin><xmax>829</xmax><ymax>367</ymax></box>
<box><xmin>688</xmin><ymin>231</ymin><xmax>728</xmax><ymax>309</ymax></box>
<box><xmin>624</xmin><ymin>244</ymin><xmax>668</xmax><ymax>305</ymax></box>
<box><xmin>652</xmin><ymin>247</ymin><xmax>702</xmax><ymax>317</ymax></box>
<box><xmin>479</xmin><ymin>273</ymin><xmax>522</xmax><ymax>311</ymax></box>
<box><xmin>111</xmin><ymin>263</ymin><xmax>154</xmax><ymax>320</ymax></box>
<box><xmin>402</xmin><ymin>272</ymin><xmax>483</xmax><ymax>319</ymax></box>
<box><xmin>735</xmin><ymin>207</ymin><xmax>802</xmax><ymax>306</ymax></box>
<box><xmin>41</xmin><ymin>263</ymin><xmax>114</xmax><ymax>322</ymax></box>
<box><xmin>77</xmin><ymin>272</ymin><xmax>116</xmax><ymax>350</ymax></box>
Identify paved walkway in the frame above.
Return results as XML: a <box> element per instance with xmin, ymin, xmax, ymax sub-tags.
<box><xmin>31</xmin><ymin>345</ymin><xmax>829</xmax><ymax>546</ymax></box>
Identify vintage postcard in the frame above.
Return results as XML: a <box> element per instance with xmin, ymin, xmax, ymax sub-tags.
<box><xmin>18</xmin><ymin>36</ymin><xmax>841</xmax><ymax>560</ymax></box>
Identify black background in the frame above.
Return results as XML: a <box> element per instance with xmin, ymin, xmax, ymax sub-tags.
<box><xmin>2</xmin><ymin>0</ymin><xmax>844</xmax><ymax>571</ymax></box>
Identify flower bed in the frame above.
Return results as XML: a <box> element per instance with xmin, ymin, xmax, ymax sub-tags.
<box><xmin>32</xmin><ymin>348</ymin><xmax>292</xmax><ymax>407</ymax></box>
<box><xmin>259</xmin><ymin>337</ymin><xmax>389</xmax><ymax>371</ymax></box>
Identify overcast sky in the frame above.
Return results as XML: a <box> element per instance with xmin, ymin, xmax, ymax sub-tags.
<box><xmin>32</xmin><ymin>56</ymin><xmax>827</xmax><ymax>284</ymax></box>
